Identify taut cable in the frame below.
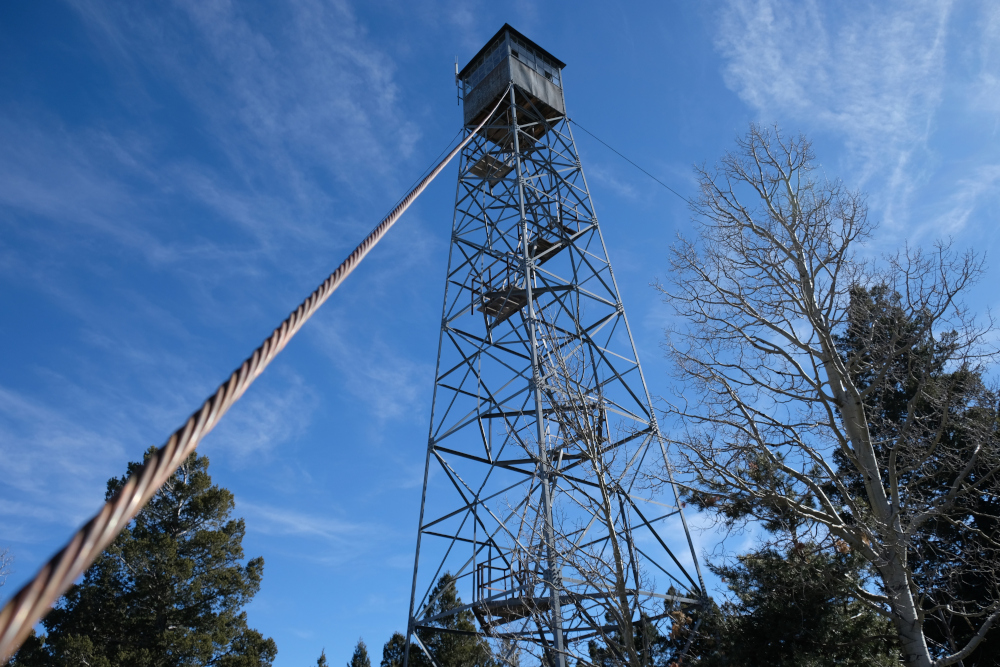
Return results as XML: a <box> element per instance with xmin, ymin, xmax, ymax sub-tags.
<box><xmin>0</xmin><ymin>87</ymin><xmax>510</xmax><ymax>663</ymax></box>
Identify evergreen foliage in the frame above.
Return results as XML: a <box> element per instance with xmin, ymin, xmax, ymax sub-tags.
<box><xmin>705</xmin><ymin>544</ymin><xmax>898</xmax><ymax>666</ymax></box>
<box><xmin>349</xmin><ymin>639</ymin><xmax>372</xmax><ymax>667</ymax></box>
<box><xmin>10</xmin><ymin>448</ymin><xmax>276</xmax><ymax>667</ymax></box>
<box><xmin>831</xmin><ymin>285</ymin><xmax>1000</xmax><ymax>665</ymax></box>
<box><xmin>418</xmin><ymin>573</ymin><xmax>496</xmax><ymax>667</ymax></box>
<box><xmin>585</xmin><ymin>596</ymin><xmax>722</xmax><ymax>667</ymax></box>
<box><xmin>380</xmin><ymin>573</ymin><xmax>496</xmax><ymax>667</ymax></box>
<box><xmin>683</xmin><ymin>284</ymin><xmax>1000</xmax><ymax>665</ymax></box>
<box><xmin>380</xmin><ymin>632</ymin><xmax>413</xmax><ymax>667</ymax></box>
<box><xmin>317</xmin><ymin>649</ymin><xmax>329</xmax><ymax>667</ymax></box>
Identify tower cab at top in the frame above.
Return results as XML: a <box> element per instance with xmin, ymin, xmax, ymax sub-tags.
<box><xmin>457</xmin><ymin>24</ymin><xmax>566</xmax><ymax>130</ymax></box>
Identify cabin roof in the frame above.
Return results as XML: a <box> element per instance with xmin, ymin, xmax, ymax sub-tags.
<box><xmin>458</xmin><ymin>24</ymin><xmax>566</xmax><ymax>81</ymax></box>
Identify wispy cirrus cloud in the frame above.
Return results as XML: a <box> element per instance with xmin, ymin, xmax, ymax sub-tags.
<box><xmin>0</xmin><ymin>2</ymin><xmax>441</xmax><ymax>584</ymax></box>
<box><xmin>238</xmin><ymin>501</ymin><xmax>396</xmax><ymax>567</ymax></box>
<box><xmin>0</xmin><ymin>358</ymin><xmax>314</xmax><ymax>541</ymax></box>
<box><xmin>0</xmin><ymin>0</ymin><xmax>426</xmax><ymax>307</ymax></box>
<box><xmin>584</xmin><ymin>163</ymin><xmax>640</xmax><ymax>201</ymax></box>
<box><xmin>0</xmin><ymin>116</ymin><xmax>168</xmax><ymax>259</ymax></box>
<box><xmin>968</xmin><ymin>4</ymin><xmax>1000</xmax><ymax>115</ymax></box>
<box><xmin>310</xmin><ymin>313</ymin><xmax>433</xmax><ymax>426</ymax></box>
<box><xmin>712</xmin><ymin>0</ymin><xmax>1000</xmax><ymax>247</ymax></box>
<box><xmin>715</xmin><ymin>0</ymin><xmax>951</xmax><ymax>221</ymax></box>
<box><xmin>240</xmin><ymin>501</ymin><xmax>381</xmax><ymax>542</ymax></box>
<box><xmin>0</xmin><ymin>384</ymin><xmax>127</xmax><ymax>544</ymax></box>
<box><xmin>208</xmin><ymin>368</ymin><xmax>319</xmax><ymax>462</ymax></box>
<box><xmin>930</xmin><ymin>164</ymin><xmax>1000</xmax><ymax>236</ymax></box>
<box><xmin>66</xmin><ymin>0</ymin><xmax>419</xmax><ymax>193</ymax></box>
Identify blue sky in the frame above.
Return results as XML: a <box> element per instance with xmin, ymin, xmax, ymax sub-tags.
<box><xmin>1</xmin><ymin>0</ymin><xmax>999</xmax><ymax>664</ymax></box>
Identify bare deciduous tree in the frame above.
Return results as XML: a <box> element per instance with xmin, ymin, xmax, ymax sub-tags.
<box><xmin>658</xmin><ymin>125</ymin><xmax>1000</xmax><ymax>667</ymax></box>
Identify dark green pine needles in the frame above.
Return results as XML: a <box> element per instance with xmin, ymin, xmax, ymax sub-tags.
<box><xmin>379</xmin><ymin>574</ymin><xmax>496</xmax><ymax>667</ymax></box>
<box><xmin>12</xmin><ymin>448</ymin><xmax>277</xmax><ymax>667</ymax></box>
<box><xmin>348</xmin><ymin>640</ymin><xmax>371</xmax><ymax>667</ymax></box>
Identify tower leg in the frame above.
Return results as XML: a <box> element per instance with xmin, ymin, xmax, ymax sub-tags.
<box><xmin>510</xmin><ymin>84</ymin><xmax>567</xmax><ymax>667</ymax></box>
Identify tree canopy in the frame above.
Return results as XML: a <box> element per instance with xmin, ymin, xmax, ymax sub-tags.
<box><xmin>833</xmin><ymin>285</ymin><xmax>1000</xmax><ymax>665</ymax></box>
<box><xmin>661</xmin><ymin>125</ymin><xmax>1000</xmax><ymax>666</ymax></box>
<box><xmin>11</xmin><ymin>448</ymin><xmax>276</xmax><ymax>667</ymax></box>
<box><xmin>349</xmin><ymin>640</ymin><xmax>372</xmax><ymax>667</ymax></box>
<box><xmin>704</xmin><ymin>542</ymin><xmax>898</xmax><ymax>666</ymax></box>
<box><xmin>418</xmin><ymin>574</ymin><xmax>495</xmax><ymax>667</ymax></box>
<box><xmin>379</xmin><ymin>573</ymin><xmax>495</xmax><ymax>667</ymax></box>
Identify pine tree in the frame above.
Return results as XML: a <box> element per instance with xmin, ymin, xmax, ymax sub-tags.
<box><xmin>349</xmin><ymin>639</ymin><xmax>372</xmax><ymax>667</ymax></box>
<box><xmin>317</xmin><ymin>648</ymin><xmax>329</xmax><ymax>667</ymax></box>
<box><xmin>381</xmin><ymin>573</ymin><xmax>496</xmax><ymax>667</ymax></box>
<box><xmin>417</xmin><ymin>573</ymin><xmax>495</xmax><ymax>667</ymax></box>
<box><xmin>682</xmin><ymin>284</ymin><xmax>1000</xmax><ymax>665</ymax></box>
<box><xmin>11</xmin><ymin>448</ymin><xmax>277</xmax><ymax>666</ymax></box>
<box><xmin>831</xmin><ymin>284</ymin><xmax>1000</xmax><ymax>666</ymax></box>
<box><xmin>380</xmin><ymin>632</ymin><xmax>416</xmax><ymax>667</ymax></box>
<box><xmin>705</xmin><ymin>544</ymin><xmax>898</xmax><ymax>666</ymax></box>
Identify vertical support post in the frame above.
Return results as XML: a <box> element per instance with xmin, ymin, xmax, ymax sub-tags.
<box><xmin>510</xmin><ymin>85</ymin><xmax>566</xmax><ymax>667</ymax></box>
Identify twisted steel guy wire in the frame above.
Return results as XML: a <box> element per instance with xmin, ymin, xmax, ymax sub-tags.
<box><xmin>0</xmin><ymin>88</ymin><xmax>511</xmax><ymax>663</ymax></box>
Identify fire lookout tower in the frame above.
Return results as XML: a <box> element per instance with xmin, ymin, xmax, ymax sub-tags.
<box><xmin>405</xmin><ymin>25</ymin><xmax>705</xmax><ymax>667</ymax></box>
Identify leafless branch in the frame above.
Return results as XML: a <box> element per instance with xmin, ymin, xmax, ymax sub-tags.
<box><xmin>657</xmin><ymin>124</ymin><xmax>1000</xmax><ymax>667</ymax></box>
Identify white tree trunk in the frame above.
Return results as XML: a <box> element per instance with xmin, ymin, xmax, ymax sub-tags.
<box><xmin>881</xmin><ymin>558</ymin><xmax>931</xmax><ymax>667</ymax></box>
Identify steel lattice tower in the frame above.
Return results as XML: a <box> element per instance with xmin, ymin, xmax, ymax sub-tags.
<box><xmin>406</xmin><ymin>25</ymin><xmax>705</xmax><ymax>667</ymax></box>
